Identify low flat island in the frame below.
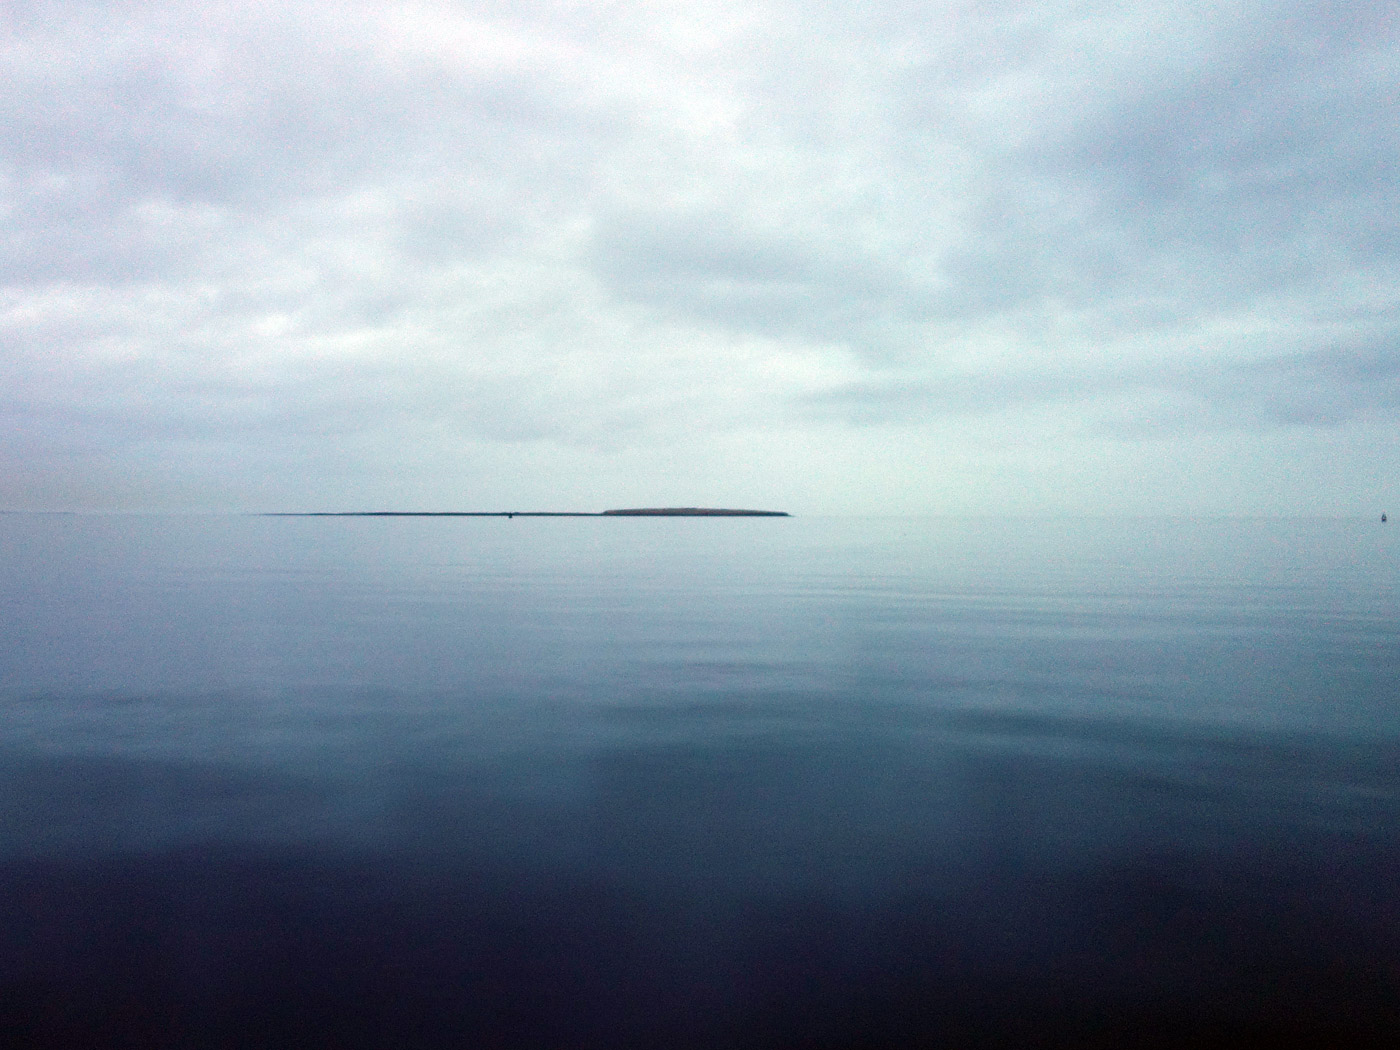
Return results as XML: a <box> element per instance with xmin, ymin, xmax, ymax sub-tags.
<box><xmin>602</xmin><ymin>508</ymin><xmax>789</xmax><ymax>516</ymax></box>
<box><xmin>265</xmin><ymin>508</ymin><xmax>790</xmax><ymax>517</ymax></box>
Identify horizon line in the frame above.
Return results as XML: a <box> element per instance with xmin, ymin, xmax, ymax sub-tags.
<box><xmin>260</xmin><ymin>507</ymin><xmax>792</xmax><ymax>518</ymax></box>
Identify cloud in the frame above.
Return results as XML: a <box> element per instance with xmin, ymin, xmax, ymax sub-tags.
<box><xmin>1</xmin><ymin>0</ymin><xmax>1396</xmax><ymax>510</ymax></box>
<box><xmin>808</xmin><ymin>333</ymin><xmax>1400</xmax><ymax>435</ymax></box>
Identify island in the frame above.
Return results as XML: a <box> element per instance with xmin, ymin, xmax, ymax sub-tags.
<box><xmin>264</xmin><ymin>508</ymin><xmax>789</xmax><ymax>518</ymax></box>
<box><xmin>602</xmin><ymin>508</ymin><xmax>789</xmax><ymax>516</ymax></box>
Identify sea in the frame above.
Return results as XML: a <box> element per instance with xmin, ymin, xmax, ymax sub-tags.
<box><xmin>1</xmin><ymin>513</ymin><xmax>1396</xmax><ymax>1048</ymax></box>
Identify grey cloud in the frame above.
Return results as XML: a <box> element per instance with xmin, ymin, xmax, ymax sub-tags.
<box><xmin>1213</xmin><ymin>338</ymin><xmax>1400</xmax><ymax>426</ymax></box>
<box><xmin>858</xmin><ymin>0</ymin><xmax>1400</xmax><ymax>342</ymax></box>
<box><xmin>1007</xmin><ymin>2</ymin><xmax>1398</xmax><ymax>284</ymax></box>
<box><xmin>583</xmin><ymin>0</ymin><xmax>1399</xmax><ymax>366</ymax></box>
<box><xmin>588</xmin><ymin>211</ymin><xmax>923</xmax><ymax>349</ymax></box>
<box><xmin>1</xmin><ymin>0</ymin><xmax>1396</xmax><ymax>510</ymax></box>
<box><xmin>808</xmin><ymin>335</ymin><xmax>1400</xmax><ymax>432</ymax></box>
<box><xmin>1</xmin><ymin>3</ymin><xmax>620</xmax><ymax>291</ymax></box>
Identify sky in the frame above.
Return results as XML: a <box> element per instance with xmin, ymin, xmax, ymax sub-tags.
<box><xmin>2</xmin><ymin>0</ymin><xmax>1396</xmax><ymax>514</ymax></box>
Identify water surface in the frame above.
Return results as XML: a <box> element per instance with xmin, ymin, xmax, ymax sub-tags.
<box><xmin>2</xmin><ymin>514</ymin><xmax>1397</xmax><ymax>1047</ymax></box>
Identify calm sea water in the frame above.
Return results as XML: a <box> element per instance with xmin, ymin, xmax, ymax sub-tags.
<box><xmin>1</xmin><ymin>514</ymin><xmax>1397</xmax><ymax>1047</ymax></box>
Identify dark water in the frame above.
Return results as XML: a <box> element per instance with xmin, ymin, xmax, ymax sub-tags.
<box><xmin>2</xmin><ymin>514</ymin><xmax>1397</xmax><ymax>1048</ymax></box>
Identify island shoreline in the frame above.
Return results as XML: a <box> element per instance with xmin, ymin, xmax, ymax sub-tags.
<box><xmin>262</xmin><ymin>508</ymin><xmax>790</xmax><ymax>518</ymax></box>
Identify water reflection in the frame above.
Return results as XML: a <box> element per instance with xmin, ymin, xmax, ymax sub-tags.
<box><xmin>1</xmin><ymin>515</ymin><xmax>1397</xmax><ymax>1046</ymax></box>
<box><xmin>5</xmin><ymin>702</ymin><xmax>1398</xmax><ymax>1046</ymax></box>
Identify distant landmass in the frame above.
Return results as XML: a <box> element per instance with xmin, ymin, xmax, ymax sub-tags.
<box><xmin>602</xmin><ymin>508</ymin><xmax>789</xmax><ymax>516</ymax></box>
<box><xmin>265</xmin><ymin>508</ymin><xmax>789</xmax><ymax>518</ymax></box>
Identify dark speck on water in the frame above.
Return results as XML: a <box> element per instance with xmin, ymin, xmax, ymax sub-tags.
<box><xmin>1</xmin><ymin>514</ymin><xmax>1396</xmax><ymax>1048</ymax></box>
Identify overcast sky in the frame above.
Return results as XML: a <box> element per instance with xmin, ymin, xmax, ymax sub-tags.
<box><xmin>2</xmin><ymin>0</ymin><xmax>1396</xmax><ymax>513</ymax></box>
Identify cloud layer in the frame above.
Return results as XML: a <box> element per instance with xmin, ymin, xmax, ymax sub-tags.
<box><xmin>3</xmin><ymin>0</ymin><xmax>1396</xmax><ymax>511</ymax></box>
